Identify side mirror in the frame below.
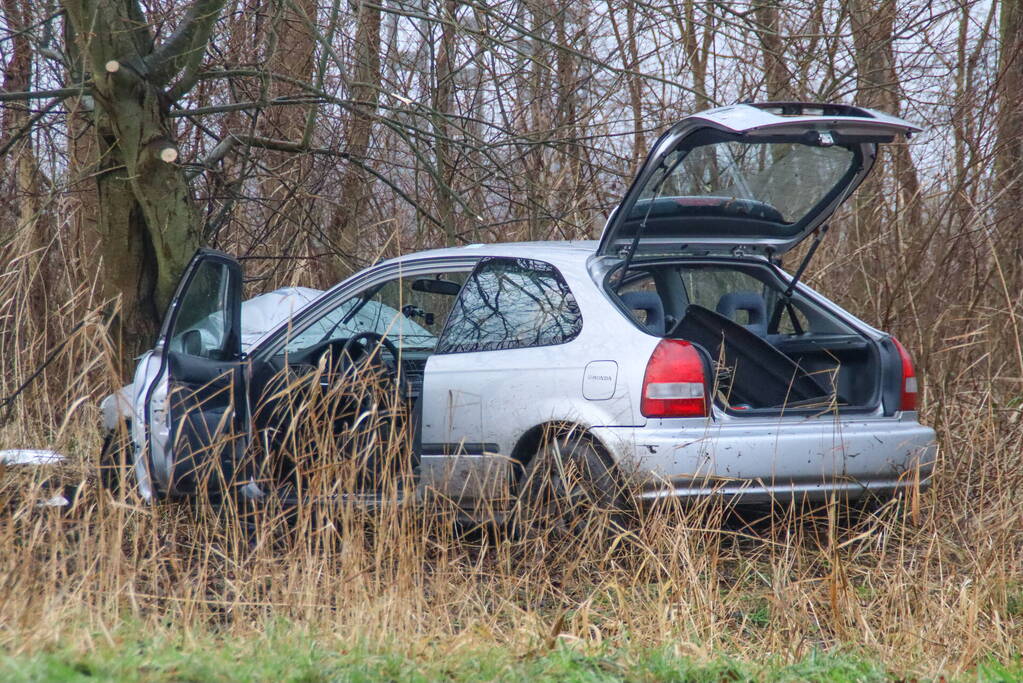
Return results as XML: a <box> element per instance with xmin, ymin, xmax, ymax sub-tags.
<box><xmin>411</xmin><ymin>278</ymin><xmax>461</xmax><ymax>296</ymax></box>
<box><xmin>181</xmin><ymin>328</ymin><xmax>203</xmax><ymax>356</ymax></box>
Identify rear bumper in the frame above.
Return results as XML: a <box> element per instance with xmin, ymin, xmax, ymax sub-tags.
<box><xmin>591</xmin><ymin>414</ymin><xmax>937</xmax><ymax>503</ymax></box>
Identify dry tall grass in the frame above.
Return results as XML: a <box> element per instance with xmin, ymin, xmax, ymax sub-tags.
<box><xmin>0</xmin><ymin>238</ymin><xmax>1021</xmax><ymax>680</ymax></box>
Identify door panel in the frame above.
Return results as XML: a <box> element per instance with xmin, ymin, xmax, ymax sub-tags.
<box><xmin>145</xmin><ymin>250</ymin><xmax>246</xmax><ymax>499</ymax></box>
<box><xmin>419</xmin><ymin>356</ymin><xmax>487</xmax><ymax>500</ymax></box>
<box><xmin>420</xmin><ymin>257</ymin><xmax>585</xmax><ymax>503</ymax></box>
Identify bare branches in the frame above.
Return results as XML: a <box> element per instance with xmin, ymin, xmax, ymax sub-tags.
<box><xmin>0</xmin><ymin>96</ymin><xmax>62</xmax><ymax>158</ymax></box>
<box><xmin>195</xmin><ymin>134</ymin><xmax>333</xmax><ymax>175</ymax></box>
<box><xmin>0</xmin><ymin>85</ymin><xmax>89</xmax><ymax>101</ymax></box>
<box><xmin>0</xmin><ymin>0</ymin><xmax>1017</xmax><ymax>355</ymax></box>
<box><xmin>147</xmin><ymin>0</ymin><xmax>229</xmax><ymax>97</ymax></box>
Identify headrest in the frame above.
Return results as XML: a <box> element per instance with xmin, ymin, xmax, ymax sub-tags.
<box><xmin>620</xmin><ymin>290</ymin><xmax>666</xmax><ymax>335</ymax></box>
<box><xmin>716</xmin><ymin>291</ymin><xmax>768</xmax><ymax>335</ymax></box>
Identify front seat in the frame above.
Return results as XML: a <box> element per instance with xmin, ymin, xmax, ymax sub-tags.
<box><xmin>620</xmin><ymin>291</ymin><xmax>666</xmax><ymax>335</ymax></box>
<box><xmin>716</xmin><ymin>291</ymin><xmax>768</xmax><ymax>337</ymax></box>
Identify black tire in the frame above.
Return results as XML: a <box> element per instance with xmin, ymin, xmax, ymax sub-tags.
<box><xmin>512</xmin><ymin>435</ymin><xmax>630</xmax><ymax>548</ymax></box>
<box><xmin>97</xmin><ymin>425</ymin><xmax>134</xmax><ymax>497</ymax></box>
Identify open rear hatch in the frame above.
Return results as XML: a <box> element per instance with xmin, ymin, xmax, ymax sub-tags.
<box><xmin>601</xmin><ymin>103</ymin><xmax>921</xmax><ymax>415</ymax></box>
<box><xmin>597</xmin><ymin>102</ymin><xmax>921</xmax><ymax>259</ymax></box>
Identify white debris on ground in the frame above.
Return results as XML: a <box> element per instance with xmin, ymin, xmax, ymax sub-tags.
<box><xmin>0</xmin><ymin>449</ymin><xmax>66</xmax><ymax>466</ymax></box>
<box><xmin>0</xmin><ymin>450</ymin><xmax>73</xmax><ymax>508</ymax></box>
<box><xmin>37</xmin><ymin>493</ymin><xmax>70</xmax><ymax>507</ymax></box>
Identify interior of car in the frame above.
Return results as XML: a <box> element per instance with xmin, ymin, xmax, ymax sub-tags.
<box><xmin>615</xmin><ymin>261</ymin><xmax>881</xmax><ymax>413</ymax></box>
<box><xmin>246</xmin><ymin>269</ymin><xmax>471</xmax><ymax>494</ymax></box>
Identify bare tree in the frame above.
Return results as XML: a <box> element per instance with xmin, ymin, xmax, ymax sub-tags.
<box><xmin>752</xmin><ymin>0</ymin><xmax>795</xmax><ymax>101</ymax></box>
<box><xmin>328</xmin><ymin>0</ymin><xmax>382</xmax><ymax>277</ymax></box>
<box><xmin>0</xmin><ymin>0</ymin><xmax>1017</xmax><ymax>395</ymax></box>
<box><xmin>848</xmin><ymin>0</ymin><xmax>921</xmax><ymax>222</ymax></box>
<box><xmin>433</xmin><ymin>0</ymin><xmax>459</xmax><ymax>246</ymax></box>
<box><xmin>58</xmin><ymin>0</ymin><xmax>228</xmax><ymax>350</ymax></box>
<box><xmin>996</xmin><ymin>0</ymin><xmax>1023</xmax><ymax>264</ymax></box>
<box><xmin>0</xmin><ymin>0</ymin><xmax>50</xmax><ymax>338</ymax></box>
<box><xmin>672</xmin><ymin>0</ymin><xmax>714</xmax><ymax>111</ymax></box>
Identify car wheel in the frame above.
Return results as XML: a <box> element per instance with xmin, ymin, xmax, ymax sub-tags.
<box><xmin>97</xmin><ymin>425</ymin><xmax>134</xmax><ymax>497</ymax></box>
<box><xmin>513</xmin><ymin>435</ymin><xmax>630</xmax><ymax>547</ymax></box>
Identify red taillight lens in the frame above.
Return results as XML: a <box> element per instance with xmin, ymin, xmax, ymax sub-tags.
<box><xmin>641</xmin><ymin>339</ymin><xmax>708</xmax><ymax>418</ymax></box>
<box><xmin>892</xmin><ymin>337</ymin><xmax>918</xmax><ymax>412</ymax></box>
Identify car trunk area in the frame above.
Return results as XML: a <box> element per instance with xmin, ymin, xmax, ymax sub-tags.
<box><xmin>611</xmin><ymin>258</ymin><xmax>883</xmax><ymax>414</ymax></box>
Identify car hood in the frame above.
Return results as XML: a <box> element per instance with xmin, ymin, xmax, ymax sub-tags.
<box><xmin>597</xmin><ymin>102</ymin><xmax>922</xmax><ymax>257</ymax></box>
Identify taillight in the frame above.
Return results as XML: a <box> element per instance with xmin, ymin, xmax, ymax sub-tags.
<box><xmin>892</xmin><ymin>337</ymin><xmax>918</xmax><ymax>411</ymax></box>
<box><xmin>641</xmin><ymin>339</ymin><xmax>708</xmax><ymax>418</ymax></box>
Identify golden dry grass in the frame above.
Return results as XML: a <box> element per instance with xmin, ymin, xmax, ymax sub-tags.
<box><xmin>0</xmin><ymin>242</ymin><xmax>1021</xmax><ymax>682</ymax></box>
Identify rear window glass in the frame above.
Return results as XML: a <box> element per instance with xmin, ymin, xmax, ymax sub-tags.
<box><xmin>642</xmin><ymin>142</ymin><xmax>855</xmax><ymax>225</ymax></box>
<box><xmin>618</xmin><ymin>130</ymin><xmax>860</xmax><ymax>240</ymax></box>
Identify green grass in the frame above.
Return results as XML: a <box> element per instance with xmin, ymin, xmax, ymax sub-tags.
<box><xmin>2</xmin><ymin>626</ymin><xmax>1020</xmax><ymax>683</ymax></box>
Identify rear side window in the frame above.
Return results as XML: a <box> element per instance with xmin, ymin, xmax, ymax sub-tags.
<box><xmin>437</xmin><ymin>257</ymin><xmax>582</xmax><ymax>353</ymax></box>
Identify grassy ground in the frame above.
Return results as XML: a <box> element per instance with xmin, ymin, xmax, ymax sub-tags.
<box><xmin>4</xmin><ymin>623</ymin><xmax>1020</xmax><ymax>682</ymax></box>
<box><xmin>0</xmin><ymin>461</ymin><xmax>1020</xmax><ymax>682</ymax></box>
<box><xmin>1</xmin><ymin>354</ymin><xmax>1021</xmax><ymax>681</ymax></box>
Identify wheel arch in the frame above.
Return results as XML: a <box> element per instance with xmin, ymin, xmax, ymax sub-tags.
<box><xmin>509</xmin><ymin>420</ymin><xmax>616</xmax><ymax>478</ymax></box>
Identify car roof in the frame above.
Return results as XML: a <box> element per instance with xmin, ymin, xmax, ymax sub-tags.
<box><xmin>379</xmin><ymin>240</ymin><xmax>599</xmax><ymax>269</ymax></box>
<box><xmin>244</xmin><ymin>241</ymin><xmax>601</xmax><ymax>354</ymax></box>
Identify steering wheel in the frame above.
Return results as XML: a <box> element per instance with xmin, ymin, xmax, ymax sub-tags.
<box><xmin>339</xmin><ymin>331</ymin><xmax>401</xmax><ymax>380</ymax></box>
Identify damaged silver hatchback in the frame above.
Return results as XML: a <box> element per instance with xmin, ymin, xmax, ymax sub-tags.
<box><xmin>101</xmin><ymin>102</ymin><xmax>937</xmax><ymax>514</ymax></box>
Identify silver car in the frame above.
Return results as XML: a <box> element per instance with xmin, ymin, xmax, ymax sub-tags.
<box><xmin>103</xmin><ymin>102</ymin><xmax>936</xmax><ymax>512</ymax></box>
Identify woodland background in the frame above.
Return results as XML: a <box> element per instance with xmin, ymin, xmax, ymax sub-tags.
<box><xmin>1</xmin><ymin>0</ymin><xmax>1021</xmax><ymax>365</ymax></box>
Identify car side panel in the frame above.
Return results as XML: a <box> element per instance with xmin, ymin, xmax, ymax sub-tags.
<box><xmin>420</xmin><ymin>340</ymin><xmax>645</xmax><ymax>501</ymax></box>
<box><xmin>419</xmin><ymin>257</ymin><xmax>653</xmax><ymax>502</ymax></box>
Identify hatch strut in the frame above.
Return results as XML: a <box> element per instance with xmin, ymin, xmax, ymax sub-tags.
<box><xmin>615</xmin><ymin>153</ymin><xmax>690</xmax><ymax>292</ymax></box>
<box><xmin>768</xmin><ymin>223</ymin><xmax>829</xmax><ymax>334</ymax></box>
<box><xmin>615</xmin><ymin>214</ymin><xmax>647</xmax><ymax>292</ymax></box>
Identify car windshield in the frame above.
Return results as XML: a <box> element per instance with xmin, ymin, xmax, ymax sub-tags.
<box><xmin>284</xmin><ymin>298</ymin><xmax>437</xmax><ymax>352</ymax></box>
<box><xmin>341</xmin><ymin>299</ymin><xmax>437</xmax><ymax>348</ymax></box>
<box><xmin>627</xmin><ymin>138</ymin><xmax>856</xmax><ymax>234</ymax></box>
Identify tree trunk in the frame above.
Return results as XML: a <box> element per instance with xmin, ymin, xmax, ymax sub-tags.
<box><xmin>752</xmin><ymin>0</ymin><xmax>793</xmax><ymax>101</ymax></box>
<box><xmin>61</xmin><ymin>0</ymin><xmax>224</xmax><ymax>353</ymax></box>
<box><xmin>519</xmin><ymin>0</ymin><xmax>553</xmax><ymax>241</ymax></box>
<box><xmin>63</xmin><ymin>17</ymin><xmax>101</xmax><ymax>277</ymax></box>
<box><xmin>554</xmin><ymin>1</ymin><xmax>585</xmax><ymax>237</ymax></box>
<box><xmin>624</xmin><ymin>1</ymin><xmax>646</xmax><ymax>167</ymax></box>
<box><xmin>1</xmin><ymin>0</ymin><xmax>36</xmax><ymax>247</ymax></box>
<box><xmin>433</xmin><ymin>0</ymin><xmax>459</xmax><ymax>246</ymax></box>
<box><xmin>674</xmin><ymin>0</ymin><xmax>713</xmax><ymax>111</ymax></box>
<box><xmin>328</xmin><ymin>0</ymin><xmax>381</xmax><ymax>276</ymax></box>
<box><xmin>996</xmin><ymin>0</ymin><xmax>1023</xmax><ymax>264</ymax></box>
<box><xmin>846</xmin><ymin>0</ymin><xmax>923</xmax><ymax>327</ymax></box>
<box><xmin>848</xmin><ymin>0</ymin><xmax>921</xmax><ymax>229</ymax></box>
<box><xmin>257</xmin><ymin>0</ymin><xmax>321</xmax><ymax>284</ymax></box>
<box><xmin>1</xmin><ymin>0</ymin><xmax>51</xmax><ymax>340</ymax></box>
<box><xmin>90</xmin><ymin>74</ymin><xmax>198</xmax><ymax>351</ymax></box>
